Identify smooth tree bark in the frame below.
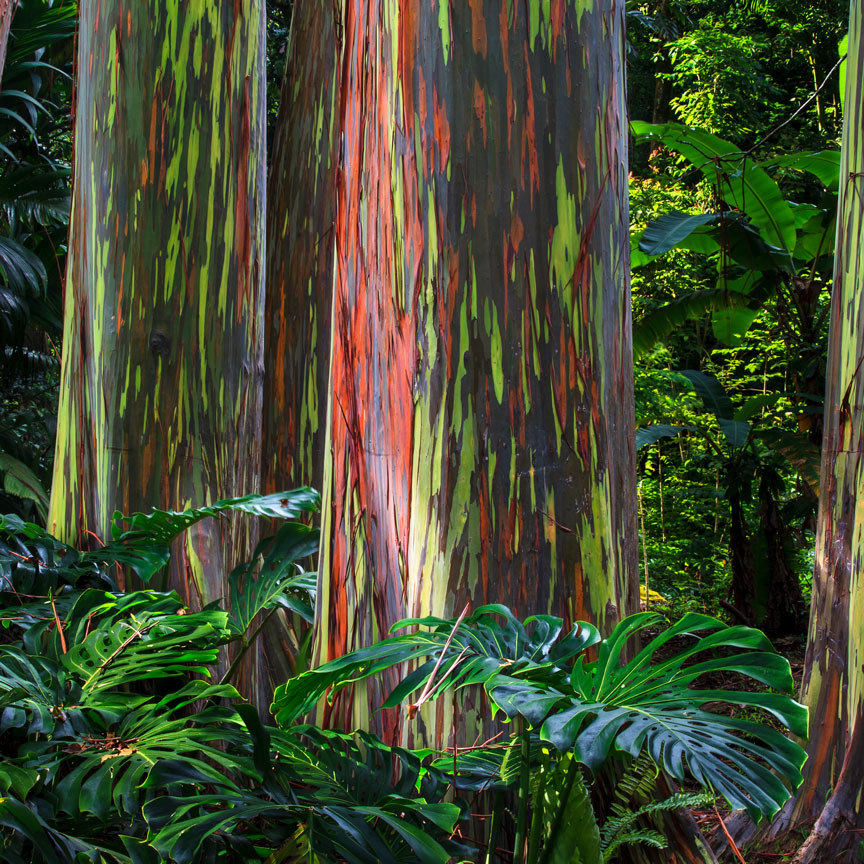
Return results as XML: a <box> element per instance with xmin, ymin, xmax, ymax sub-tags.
<box><xmin>728</xmin><ymin>2</ymin><xmax>864</xmax><ymax>859</ymax></box>
<box><xmin>50</xmin><ymin>1</ymin><xmax>266</xmax><ymax>688</ymax></box>
<box><xmin>0</xmin><ymin>0</ymin><xmax>17</xmax><ymax>87</ymax></box>
<box><xmin>786</xmin><ymin>3</ymin><xmax>864</xmax><ymax>857</ymax></box>
<box><xmin>261</xmin><ymin>0</ymin><xmax>339</xmax><ymax>497</ymax></box>
<box><xmin>259</xmin><ymin>0</ymin><xmax>340</xmax><ymax>689</ymax></box>
<box><xmin>314</xmin><ymin>0</ymin><xmax>639</xmax><ymax>745</ymax></box>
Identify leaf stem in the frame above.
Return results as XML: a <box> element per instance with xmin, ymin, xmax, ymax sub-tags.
<box><xmin>513</xmin><ymin>721</ymin><xmax>531</xmax><ymax>863</ymax></box>
<box><xmin>535</xmin><ymin>759</ymin><xmax>581</xmax><ymax>864</ymax></box>
<box><xmin>220</xmin><ymin>606</ymin><xmax>279</xmax><ymax>686</ymax></box>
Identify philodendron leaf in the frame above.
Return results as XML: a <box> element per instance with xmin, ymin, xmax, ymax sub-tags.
<box><xmin>520</xmin><ymin>613</ymin><xmax>807</xmax><ymax>822</ymax></box>
<box><xmin>271</xmin><ymin>605</ymin><xmax>600</xmax><ymax>728</ymax></box>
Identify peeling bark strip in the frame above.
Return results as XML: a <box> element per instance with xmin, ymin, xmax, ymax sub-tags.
<box><xmin>262</xmin><ymin>0</ymin><xmax>339</xmax><ymax>497</ymax></box>
<box><xmin>50</xmin><ymin>1</ymin><xmax>266</xmax><ymax>685</ymax></box>
<box><xmin>315</xmin><ymin>0</ymin><xmax>638</xmax><ymax>742</ymax></box>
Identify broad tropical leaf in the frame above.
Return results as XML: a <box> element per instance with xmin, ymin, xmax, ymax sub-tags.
<box><xmin>271</xmin><ymin>604</ymin><xmax>601</xmax><ymax>728</ymax></box>
<box><xmin>631</xmin><ymin>121</ymin><xmax>797</xmax><ymax>253</ymax></box>
<box><xmin>274</xmin><ymin>608</ymin><xmax>807</xmax><ymax>821</ymax></box>
<box><xmin>635</xmin><ymin>425</ymin><xmax>694</xmax><ymax>450</ymax></box>
<box><xmin>97</xmin><ymin>488</ymin><xmax>320</xmax><ymax>582</ymax></box>
<box><xmin>762</xmin><ymin>151</ymin><xmax>841</xmax><ymax>190</ymax></box>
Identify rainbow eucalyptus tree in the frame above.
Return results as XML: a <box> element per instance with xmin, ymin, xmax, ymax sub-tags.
<box><xmin>49</xmin><ymin>1</ymin><xmax>266</xmax><ymax>654</ymax></box>
<box><xmin>0</xmin><ymin>0</ymin><xmax>16</xmax><ymax>85</ymax></box>
<box><xmin>314</xmin><ymin>0</ymin><xmax>639</xmax><ymax>743</ymax></box>
<box><xmin>259</xmin><ymin>0</ymin><xmax>339</xmax><ymax>686</ymax></box>
<box><xmin>733</xmin><ymin>3</ymin><xmax>864</xmax><ymax>860</ymax></box>
<box><xmin>261</xmin><ymin>1</ymin><xmax>338</xmax><ymax>498</ymax></box>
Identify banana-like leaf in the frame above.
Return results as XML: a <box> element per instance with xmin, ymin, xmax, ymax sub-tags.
<box><xmin>635</xmin><ymin>425</ymin><xmax>694</xmax><ymax>450</ymax></box>
<box><xmin>633</xmin><ymin>278</ymin><xmax>773</xmax><ymax>360</ymax></box>
<box><xmin>755</xmin><ymin>428</ymin><xmax>822</xmax><ymax>492</ymax></box>
<box><xmin>631</xmin><ymin>122</ymin><xmax>797</xmax><ymax>254</ymax></box>
<box><xmin>639</xmin><ymin>210</ymin><xmax>790</xmax><ymax>272</ymax></box>
<box><xmin>0</xmin><ymin>451</ymin><xmax>48</xmax><ymax>518</ymax></box>
<box><xmin>678</xmin><ymin>369</ymin><xmax>734</xmax><ymax>419</ymax></box>
<box><xmin>637</xmin><ymin>211</ymin><xmax>717</xmax><ymax>254</ymax></box>
<box><xmin>677</xmin><ymin>371</ymin><xmax>753</xmax><ymax>447</ymax></box>
<box><xmin>761</xmin><ymin>151</ymin><xmax>841</xmax><ymax>190</ymax></box>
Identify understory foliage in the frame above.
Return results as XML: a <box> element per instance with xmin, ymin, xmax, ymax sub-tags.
<box><xmin>0</xmin><ymin>495</ymin><xmax>807</xmax><ymax>863</ymax></box>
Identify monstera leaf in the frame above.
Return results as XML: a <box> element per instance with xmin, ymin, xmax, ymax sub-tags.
<box><xmin>271</xmin><ymin>604</ymin><xmax>600</xmax><ymax>728</ymax></box>
<box><xmin>273</xmin><ymin>608</ymin><xmax>807</xmax><ymax>822</ymax></box>
<box><xmin>95</xmin><ymin>488</ymin><xmax>320</xmax><ymax>583</ymax></box>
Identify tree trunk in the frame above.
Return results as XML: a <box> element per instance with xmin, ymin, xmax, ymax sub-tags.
<box><xmin>759</xmin><ymin>487</ymin><xmax>806</xmax><ymax>637</ymax></box>
<box><xmin>726</xmin><ymin>2</ymin><xmax>864</xmax><ymax>857</ymax></box>
<box><xmin>650</xmin><ymin>0</ymin><xmax>673</xmax><ymax>125</ymax></box>
<box><xmin>314</xmin><ymin>0</ymin><xmax>638</xmax><ymax>746</ymax></box>
<box><xmin>259</xmin><ymin>0</ymin><xmax>340</xmax><ymax>691</ymax></box>
<box><xmin>728</xmin><ymin>486</ymin><xmax>757</xmax><ymax>623</ymax></box>
<box><xmin>262</xmin><ymin>0</ymin><xmax>339</xmax><ymax>496</ymax></box>
<box><xmin>0</xmin><ymin>0</ymin><xmax>17</xmax><ymax>88</ymax></box>
<box><xmin>49</xmin><ymin>0</ymin><xmax>266</xmax><ymax>693</ymax></box>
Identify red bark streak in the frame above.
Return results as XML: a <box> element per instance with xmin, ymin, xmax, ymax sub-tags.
<box><xmin>432</xmin><ymin>85</ymin><xmax>450</xmax><ymax>173</ymax></box>
<box><xmin>473</xmin><ymin>80</ymin><xmax>487</xmax><ymax>145</ymax></box>
<box><xmin>469</xmin><ymin>0</ymin><xmax>487</xmax><ymax>58</ymax></box>
<box><xmin>521</xmin><ymin>43</ymin><xmax>538</xmax><ymax>203</ymax></box>
<box><xmin>234</xmin><ymin>78</ymin><xmax>252</xmax><ymax>321</ymax></box>
<box><xmin>506</xmin><ymin>75</ymin><xmax>515</xmax><ymax>150</ymax></box>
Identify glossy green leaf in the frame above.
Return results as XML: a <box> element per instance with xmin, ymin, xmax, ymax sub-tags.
<box><xmin>632</xmin><ymin>122</ymin><xmax>797</xmax><ymax>253</ymax></box>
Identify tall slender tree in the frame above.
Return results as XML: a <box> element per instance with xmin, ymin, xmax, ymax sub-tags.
<box><xmin>49</xmin><ymin>0</ymin><xmax>266</xmax><ymax>669</ymax></box>
<box><xmin>780</xmin><ymin>3</ymin><xmax>864</xmax><ymax>858</ymax></box>
<box><xmin>730</xmin><ymin>3</ymin><xmax>864</xmax><ymax>859</ymax></box>
<box><xmin>313</xmin><ymin>0</ymin><xmax>638</xmax><ymax>746</ymax></box>
<box><xmin>260</xmin><ymin>0</ymin><xmax>340</xmax><ymax>687</ymax></box>
<box><xmin>262</xmin><ymin>0</ymin><xmax>338</xmax><ymax>498</ymax></box>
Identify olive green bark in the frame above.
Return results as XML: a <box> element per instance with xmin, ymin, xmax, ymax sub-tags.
<box><xmin>315</xmin><ymin>0</ymin><xmax>638</xmax><ymax>746</ymax></box>
<box><xmin>260</xmin><ymin>0</ymin><xmax>340</xmax><ymax>688</ymax></box>
<box><xmin>49</xmin><ymin>0</ymin><xmax>266</xmax><ymax>688</ymax></box>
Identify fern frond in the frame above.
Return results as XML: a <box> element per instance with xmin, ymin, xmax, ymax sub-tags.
<box><xmin>612</xmin><ymin>751</ymin><xmax>659</xmax><ymax>805</ymax></box>
<box><xmin>603</xmin><ymin>829</ymin><xmax>668</xmax><ymax>862</ymax></box>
